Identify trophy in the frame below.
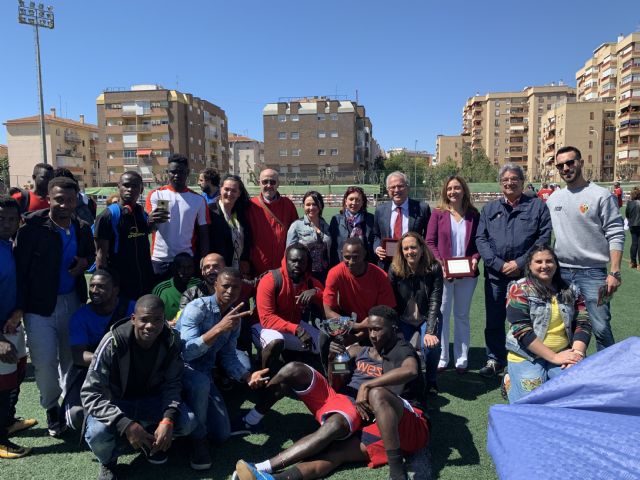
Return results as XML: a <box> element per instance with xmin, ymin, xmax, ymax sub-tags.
<box><xmin>320</xmin><ymin>314</ymin><xmax>356</xmax><ymax>375</ymax></box>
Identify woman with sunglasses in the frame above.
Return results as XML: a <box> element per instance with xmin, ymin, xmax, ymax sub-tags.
<box><xmin>504</xmin><ymin>244</ymin><xmax>591</xmax><ymax>403</ymax></box>
<box><xmin>388</xmin><ymin>231</ymin><xmax>443</xmax><ymax>394</ymax></box>
<box><xmin>328</xmin><ymin>186</ymin><xmax>375</xmax><ymax>266</ymax></box>
<box><xmin>286</xmin><ymin>191</ymin><xmax>331</xmax><ymax>283</ymax></box>
<box><xmin>426</xmin><ymin>175</ymin><xmax>480</xmax><ymax>374</ymax></box>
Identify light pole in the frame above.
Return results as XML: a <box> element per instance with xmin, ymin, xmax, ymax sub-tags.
<box><xmin>414</xmin><ymin>140</ymin><xmax>418</xmax><ymax>190</ymax></box>
<box><xmin>18</xmin><ymin>1</ymin><xmax>54</xmax><ymax>165</ymax></box>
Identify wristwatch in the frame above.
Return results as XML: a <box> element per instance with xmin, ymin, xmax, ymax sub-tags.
<box><xmin>608</xmin><ymin>271</ymin><xmax>622</xmax><ymax>281</ymax></box>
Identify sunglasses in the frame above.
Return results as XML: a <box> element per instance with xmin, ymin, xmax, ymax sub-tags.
<box><xmin>261</xmin><ymin>179</ymin><xmax>277</xmax><ymax>186</ymax></box>
<box><xmin>555</xmin><ymin>159</ymin><xmax>576</xmax><ymax>171</ymax></box>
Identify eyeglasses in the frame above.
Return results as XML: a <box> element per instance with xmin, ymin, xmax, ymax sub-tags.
<box><xmin>555</xmin><ymin>159</ymin><xmax>576</xmax><ymax>171</ymax></box>
<box><xmin>261</xmin><ymin>179</ymin><xmax>277</xmax><ymax>186</ymax></box>
<box><xmin>500</xmin><ymin>177</ymin><xmax>521</xmax><ymax>185</ymax></box>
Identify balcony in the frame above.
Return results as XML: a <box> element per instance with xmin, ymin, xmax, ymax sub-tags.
<box><xmin>123</xmin><ymin>125</ymin><xmax>151</xmax><ymax>132</ymax></box>
<box><xmin>64</xmin><ymin>132</ymin><xmax>82</xmax><ymax>144</ymax></box>
<box><xmin>121</xmin><ymin>108</ymin><xmax>151</xmax><ymax>117</ymax></box>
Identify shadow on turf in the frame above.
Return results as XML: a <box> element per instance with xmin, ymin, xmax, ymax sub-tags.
<box><xmin>435</xmin><ymin>346</ymin><xmax>502</xmax><ymax>401</ymax></box>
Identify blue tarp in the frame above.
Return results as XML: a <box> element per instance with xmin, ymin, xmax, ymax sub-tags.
<box><xmin>487</xmin><ymin>336</ymin><xmax>640</xmax><ymax>480</ymax></box>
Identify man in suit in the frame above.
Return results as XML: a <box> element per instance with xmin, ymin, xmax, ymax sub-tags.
<box><xmin>373</xmin><ymin>171</ymin><xmax>431</xmax><ymax>269</ymax></box>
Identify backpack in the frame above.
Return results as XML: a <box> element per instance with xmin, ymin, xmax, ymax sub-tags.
<box><xmin>88</xmin><ymin>203</ymin><xmax>148</xmax><ymax>273</ymax></box>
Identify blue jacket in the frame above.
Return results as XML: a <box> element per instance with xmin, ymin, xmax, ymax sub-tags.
<box><xmin>476</xmin><ymin>195</ymin><xmax>551</xmax><ymax>281</ymax></box>
<box><xmin>176</xmin><ymin>294</ymin><xmax>248</xmax><ymax>381</ymax></box>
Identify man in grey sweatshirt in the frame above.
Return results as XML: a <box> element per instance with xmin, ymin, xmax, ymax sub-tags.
<box><xmin>547</xmin><ymin>146</ymin><xmax>625</xmax><ymax>351</ymax></box>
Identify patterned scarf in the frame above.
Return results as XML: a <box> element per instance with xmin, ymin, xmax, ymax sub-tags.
<box><xmin>219</xmin><ymin>201</ymin><xmax>244</xmax><ymax>268</ymax></box>
<box><xmin>345</xmin><ymin>210</ymin><xmax>364</xmax><ymax>239</ymax></box>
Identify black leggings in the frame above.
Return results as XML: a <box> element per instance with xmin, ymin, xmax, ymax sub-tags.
<box><xmin>630</xmin><ymin>226</ymin><xmax>640</xmax><ymax>264</ymax></box>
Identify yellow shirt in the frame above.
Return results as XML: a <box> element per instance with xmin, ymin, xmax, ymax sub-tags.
<box><xmin>508</xmin><ymin>297</ymin><xmax>569</xmax><ymax>363</ymax></box>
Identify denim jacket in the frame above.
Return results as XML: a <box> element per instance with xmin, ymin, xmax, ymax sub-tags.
<box><xmin>505</xmin><ymin>278</ymin><xmax>591</xmax><ymax>362</ymax></box>
<box><xmin>176</xmin><ymin>294</ymin><xmax>248</xmax><ymax>381</ymax></box>
<box><xmin>286</xmin><ymin>216</ymin><xmax>331</xmax><ymax>272</ymax></box>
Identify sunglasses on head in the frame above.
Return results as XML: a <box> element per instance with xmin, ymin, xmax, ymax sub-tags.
<box><xmin>261</xmin><ymin>179</ymin><xmax>277</xmax><ymax>186</ymax></box>
<box><xmin>555</xmin><ymin>159</ymin><xmax>576</xmax><ymax>171</ymax></box>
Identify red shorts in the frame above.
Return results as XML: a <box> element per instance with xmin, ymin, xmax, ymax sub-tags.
<box><xmin>295</xmin><ymin>367</ymin><xmax>363</xmax><ymax>436</ymax></box>
<box><xmin>360</xmin><ymin>403</ymin><xmax>429</xmax><ymax>468</ymax></box>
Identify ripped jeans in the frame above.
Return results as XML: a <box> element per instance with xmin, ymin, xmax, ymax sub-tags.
<box><xmin>506</xmin><ymin>358</ymin><xmax>564</xmax><ymax>403</ymax></box>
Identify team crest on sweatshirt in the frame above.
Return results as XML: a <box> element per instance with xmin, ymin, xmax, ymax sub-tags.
<box><xmin>579</xmin><ymin>203</ymin><xmax>589</xmax><ymax>214</ymax></box>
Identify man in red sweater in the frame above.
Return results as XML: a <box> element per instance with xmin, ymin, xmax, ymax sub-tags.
<box><xmin>246</xmin><ymin>169</ymin><xmax>298</xmax><ymax>276</ymax></box>
<box><xmin>253</xmin><ymin>243</ymin><xmax>323</xmax><ymax>375</ymax></box>
<box><xmin>324</xmin><ymin>237</ymin><xmax>396</xmax><ymax>340</ymax></box>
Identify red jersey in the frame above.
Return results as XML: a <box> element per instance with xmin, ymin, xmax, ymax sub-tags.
<box><xmin>11</xmin><ymin>191</ymin><xmax>50</xmax><ymax>212</ymax></box>
<box><xmin>537</xmin><ymin>188</ymin><xmax>553</xmax><ymax>202</ymax></box>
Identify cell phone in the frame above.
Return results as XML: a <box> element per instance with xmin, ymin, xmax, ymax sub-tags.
<box><xmin>156</xmin><ymin>199</ymin><xmax>169</xmax><ymax>211</ymax></box>
<box><xmin>597</xmin><ymin>284</ymin><xmax>612</xmax><ymax>306</ymax></box>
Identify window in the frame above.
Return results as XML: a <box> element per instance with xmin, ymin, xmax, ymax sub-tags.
<box><xmin>292</xmin><ymin>148</ymin><xmax>301</xmax><ymax>156</ymax></box>
<box><xmin>330</xmin><ymin>130</ymin><xmax>339</xmax><ymax>138</ymax></box>
<box><xmin>190</xmin><ymin>137</ymin><xmax>194</xmax><ymax>144</ymax></box>
<box><xmin>318</xmin><ymin>149</ymin><xmax>326</xmax><ymax>156</ymax></box>
<box><xmin>330</xmin><ymin>149</ymin><xmax>338</xmax><ymax>156</ymax></box>
<box><xmin>278</xmin><ymin>132</ymin><xmax>287</xmax><ymax>140</ymax></box>
<box><xmin>291</xmin><ymin>114</ymin><xmax>299</xmax><ymax>122</ymax></box>
<box><xmin>330</xmin><ymin>113</ymin><xmax>338</xmax><ymax>121</ymax></box>
<box><xmin>590</xmin><ymin>112</ymin><xmax>594</xmax><ymax>120</ymax></box>
<box><xmin>494</xmin><ymin>119</ymin><xmax>500</xmax><ymax>127</ymax></box>
<box><xmin>495</xmin><ymin>110</ymin><xmax>500</xmax><ymax>116</ymax></box>
<box><xmin>589</xmin><ymin>140</ymin><xmax>593</xmax><ymax>148</ymax></box>
<box><xmin>56</xmin><ymin>128</ymin><xmax>60</xmax><ymax>136</ymax></box>
<box><xmin>124</xmin><ymin>150</ymin><xmax>136</xmax><ymax>158</ymax></box>
<box><xmin>278</xmin><ymin>114</ymin><xmax>286</xmax><ymax>122</ymax></box>
<box><xmin>317</xmin><ymin>113</ymin><xmax>325</xmax><ymax>121</ymax></box>
<box><xmin>588</xmin><ymin>155</ymin><xmax>592</xmax><ymax>163</ymax></box>
<box><xmin>291</xmin><ymin>132</ymin><xmax>299</xmax><ymax>140</ymax></box>
<box><xmin>198</xmin><ymin>139</ymin><xmax>202</xmax><ymax>146</ymax></box>
<box><xmin>279</xmin><ymin>149</ymin><xmax>287</xmax><ymax>157</ymax></box>
<box><xmin>318</xmin><ymin>131</ymin><xmax>326</xmax><ymax>138</ymax></box>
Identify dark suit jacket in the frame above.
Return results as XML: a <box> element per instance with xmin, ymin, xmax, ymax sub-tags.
<box><xmin>328</xmin><ymin>211</ymin><xmax>375</xmax><ymax>266</ymax></box>
<box><xmin>425</xmin><ymin>208</ymin><xmax>481</xmax><ymax>269</ymax></box>
<box><xmin>373</xmin><ymin>198</ymin><xmax>431</xmax><ymax>268</ymax></box>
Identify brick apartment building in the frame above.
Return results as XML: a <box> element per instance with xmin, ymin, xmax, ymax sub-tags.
<box><xmin>96</xmin><ymin>85</ymin><xmax>229</xmax><ymax>184</ymax></box>
<box><xmin>263</xmin><ymin>96</ymin><xmax>375</xmax><ymax>182</ymax></box>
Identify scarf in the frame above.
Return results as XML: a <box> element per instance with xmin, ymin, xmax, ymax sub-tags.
<box><xmin>219</xmin><ymin>200</ymin><xmax>244</xmax><ymax>268</ymax></box>
<box><xmin>345</xmin><ymin>210</ymin><xmax>364</xmax><ymax>240</ymax></box>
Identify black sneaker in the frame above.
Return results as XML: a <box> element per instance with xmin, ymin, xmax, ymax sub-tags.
<box><xmin>229</xmin><ymin>411</ymin><xmax>263</xmax><ymax>437</ymax></box>
<box><xmin>140</xmin><ymin>445</ymin><xmax>168</xmax><ymax>465</ymax></box>
<box><xmin>190</xmin><ymin>438</ymin><xmax>212</xmax><ymax>470</ymax></box>
<box><xmin>46</xmin><ymin>406</ymin><xmax>67</xmax><ymax>437</ymax></box>
<box><xmin>479</xmin><ymin>359</ymin><xmax>504</xmax><ymax>378</ymax></box>
<box><xmin>98</xmin><ymin>462</ymin><xmax>118</xmax><ymax>480</ymax></box>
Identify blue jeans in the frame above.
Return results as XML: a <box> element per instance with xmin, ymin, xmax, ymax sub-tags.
<box><xmin>85</xmin><ymin>395</ymin><xmax>197</xmax><ymax>465</ymax></box>
<box><xmin>484</xmin><ymin>278</ymin><xmax>509</xmax><ymax>365</ymax></box>
<box><xmin>507</xmin><ymin>358</ymin><xmax>563</xmax><ymax>403</ymax></box>
<box><xmin>560</xmin><ymin>267</ymin><xmax>613</xmax><ymax>351</ymax></box>
<box><xmin>399</xmin><ymin>319</ymin><xmax>441</xmax><ymax>385</ymax></box>
<box><xmin>181</xmin><ymin>365</ymin><xmax>231</xmax><ymax>442</ymax></box>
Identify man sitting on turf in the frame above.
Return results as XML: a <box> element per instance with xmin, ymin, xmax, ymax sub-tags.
<box><xmin>151</xmin><ymin>252</ymin><xmax>200</xmax><ymax>323</ymax></box>
<box><xmin>234</xmin><ymin>305</ymin><xmax>429</xmax><ymax>480</ymax></box>
<box><xmin>82</xmin><ymin>295</ymin><xmax>199</xmax><ymax>480</ymax></box>
<box><xmin>64</xmin><ymin>269</ymin><xmax>134</xmax><ymax>431</ymax></box>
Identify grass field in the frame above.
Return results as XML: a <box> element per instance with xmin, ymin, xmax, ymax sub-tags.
<box><xmin>2</xmin><ymin>216</ymin><xmax>639</xmax><ymax>480</ymax></box>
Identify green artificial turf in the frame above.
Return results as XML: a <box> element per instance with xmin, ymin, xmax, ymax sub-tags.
<box><xmin>2</xmin><ymin>225</ymin><xmax>639</xmax><ymax>479</ymax></box>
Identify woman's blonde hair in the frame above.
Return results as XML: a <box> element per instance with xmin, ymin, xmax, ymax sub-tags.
<box><xmin>436</xmin><ymin>175</ymin><xmax>478</xmax><ymax>215</ymax></box>
<box><xmin>390</xmin><ymin>231</ymin><xmax>436</xmax><ymax>278</ymax></box>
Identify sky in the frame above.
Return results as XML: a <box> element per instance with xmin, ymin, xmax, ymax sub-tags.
<box><xmin>1</xmin><ymin>0</ymin><xmax>639</xmax><ymax>153</ymax></box>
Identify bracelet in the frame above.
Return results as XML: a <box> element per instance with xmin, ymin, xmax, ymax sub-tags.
<box><xmin>571</xmin><ymin>349</ymin><xmax>585</xmax><ymax>358</ymax></box>
<box><xmin>159</xmin><ymin>419</ymin><xmax>174</xmax><ymax>426</ymax></box>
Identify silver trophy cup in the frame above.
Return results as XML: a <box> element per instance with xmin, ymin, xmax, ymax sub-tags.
<box><xmin>320</xmin><ymin>315</ymin><xmax>355</xmax><ymax>374</ymax></box>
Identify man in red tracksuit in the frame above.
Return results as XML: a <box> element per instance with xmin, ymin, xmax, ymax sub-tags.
<box><xmin>246</xmin><ymin>169</ymin><xmax>298</xmax><ymax>276</ymax></box>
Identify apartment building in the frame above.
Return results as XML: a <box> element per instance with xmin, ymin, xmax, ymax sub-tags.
<box><xmin>4</xmin><ymin>109</ymin><xmax>99</xmax><ymax>188</ymax></box>
<box><xmin>96</xmin><ymin>85</ymin><xmax>228</xmax><ymax>184</ymax></box>
<box><xmin>435</xmin><ymin>134</ymin><xmax>470</xmax><ymax>166</ymax></box>
<box><xmin>540</xmin><ymin>100</ymin><xmax>616</xmax><ymax>182</ymax></box>
<box><xmin>263</xmin><ymin>96</ymin><xmax>375</xmax><ymax>182</ymax></box>
<box><xmin>228</xmin><ymin>133</ymin><xmax>264</xmax><ymax>182</ymax></box>
<box><xmin>463</xmin><ymin>84</ymin><xmax>576</xmax><ymax>179</ymax></box>
<box><xmin>576</xmin><ymin>32</ymin><xmax>640</xmax><ymax>180</ymax></box>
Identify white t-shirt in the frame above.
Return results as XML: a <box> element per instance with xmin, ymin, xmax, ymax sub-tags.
<box><xmin>146</xmin><ymin>185</ymin><xmax>210</xmax><ymax>262</ymax></box>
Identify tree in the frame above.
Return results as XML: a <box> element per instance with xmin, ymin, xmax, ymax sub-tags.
<box><xmin>0</xmin><ymin>155</ymin><xmax>9</xmax><ymax>192</ymax></box>
<box><xmin>459</xmin><ymin>147</ymin><xmax>498</xmax><ymax>183</ymax></box>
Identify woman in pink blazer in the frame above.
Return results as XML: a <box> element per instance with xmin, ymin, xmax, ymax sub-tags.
<box><xmin>426</xmin><ymin>175</ymin><xmax>480</xmax><ymax>373</ymax></box>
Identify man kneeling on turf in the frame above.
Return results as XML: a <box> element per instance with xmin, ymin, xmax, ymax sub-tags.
<box><xmin>82</xmin><ymin>295</ymin><xmax>198</xmax><ymax>480</ymax></box>
<box><xmin>234</xmin><ymin>305</ymin><xmax>429</xmax><ymax>480</ymax></box>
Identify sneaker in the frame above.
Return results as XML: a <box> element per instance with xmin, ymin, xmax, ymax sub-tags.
<box><xmin>7</xmin><ymin>417</ymin><xmax>38</xmax><ymax>436</ymax></box>
<box><xmin>98</xmin><ymin>462</ymin><xmax>118</xmax><ymax>480</ymax></box>
<box><xmin>479</xmin><ymin>359</ymin><xmax>503</xmax><ymax>378</ymax></box>
<box><xmin>141</xmin><ymin>444</ymin><xmax>168</xmax><ymax>465</ymax></box>
<box><xmin>46</xmin><ymin>406</ymin><xmax>67</xmax><ymax>437</ymax></box>
<box><xmin>230</xmin><ymin>411</ymin><xmax>263</xmax><ymax>436</ymax></box>
<box><xmin>455</xmin><ymin>367</ymin><xmax>468</xmax><ymax>375</ymax></box>
<box><xmin>234</xmin><ymin>460</ymin><xmax>274</xmax><ymax>480</ymax></box>
<box><xmin>0</xmin><ymin>438</ymin><xmax>31</xmax><ymax>459</ymax></box>
<box><xmin>190</xmin><ymin>438</ymin><xmax>212</xmax><ymax>470</ymax></box>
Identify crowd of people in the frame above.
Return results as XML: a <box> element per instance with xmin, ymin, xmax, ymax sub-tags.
<box><xmin>0</xmin><ymin>145</ymin><xmax>629</xmax><ymax>480</ymax></box>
